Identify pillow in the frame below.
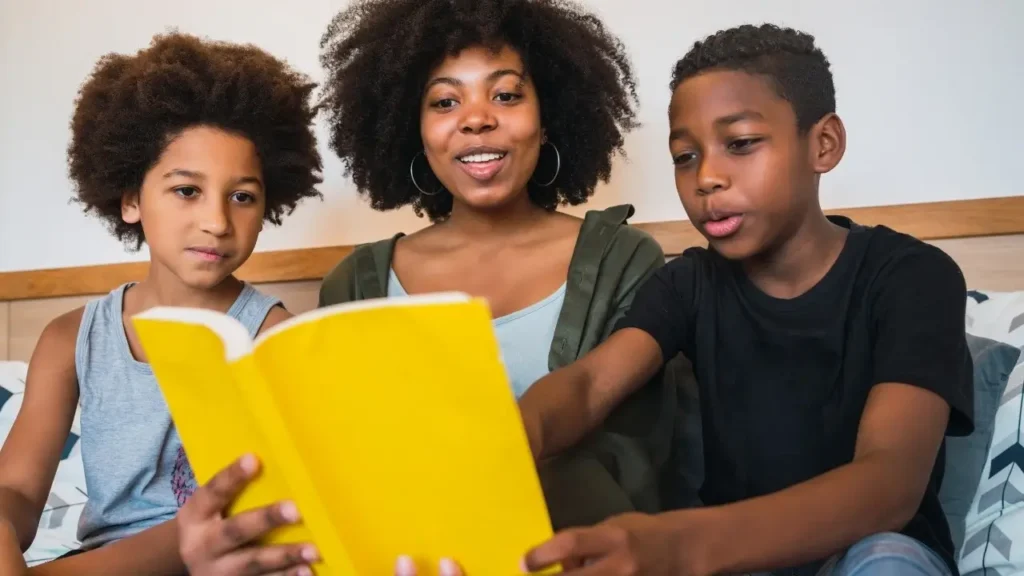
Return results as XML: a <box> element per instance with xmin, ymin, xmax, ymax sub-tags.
<box><xmin>940</xmin><ymin>334</ymin><xmax>1021</xmax><ymax>554</ymax></box>
<box><xmin>0</xmin><ymin>362</ymin><xmax>87</xmax><ymax>567</ymax></box>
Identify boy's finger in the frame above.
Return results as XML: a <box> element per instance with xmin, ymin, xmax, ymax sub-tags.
<box><xmin>522</xmin><ymin>528</ymin><xmax>610</xmax><ymax>572</ymax></box>
<box><xmin>189</xmin><ymin>454</ymin><xmax>260</xmax><ymax>518</ymax></box>
<box><xmin>210</xmin><ymin>501</ymin><xmax>302</xmax><ymax>556</ymax></box>
<box><xmin>215</xmin><ymin>542</ymin><xmax>317</xmax><ymax>575</ymax></box>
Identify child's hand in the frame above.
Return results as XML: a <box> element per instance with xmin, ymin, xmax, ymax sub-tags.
<box><xmin>177</xmin><ymin>454</ymin><xmax>319</xmax><ymax>576</ymax></box>
<box><xmin>522</xmin><ymin>512</ymin><xmax>709</xmax><ymax>576</ymax></box>
<box><xmin>394</xmin><ymin>555</ymin><xmax>464</xmax><ymax>576</ymax></box>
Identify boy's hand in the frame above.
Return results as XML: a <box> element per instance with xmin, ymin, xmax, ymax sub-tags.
<box><xmin>177</xmin><ymin>454</ymin><xmax>318</xmax><ymax>576</ymax></box>
<box><xmin>523</xmin><ymin>512</ymin><xmax>711</xmax><ymax>576</ymax></box>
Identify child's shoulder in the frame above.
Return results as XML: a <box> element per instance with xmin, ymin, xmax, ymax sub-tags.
<box><xmin>856</xmin><ymin>222</ymin><xmax>965</xmax><ymax>288</ymax></box>
<box><xmin>33</xmin><ymin>306</ymin><xmax>86</xmax><ymax>368</ymax></box>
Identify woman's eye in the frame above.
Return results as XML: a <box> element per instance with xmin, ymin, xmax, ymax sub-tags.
<box><xmin>495</xmin><ymin>92</ymin><xmax>521</xmax><ymax>103</ymax></box>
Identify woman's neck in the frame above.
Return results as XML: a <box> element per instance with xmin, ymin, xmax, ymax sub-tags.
<box><xmin>441</xmin><ymin>192</ymin><xmax>551</xmax><ymax>243</ymax></box>
<box><xmin>742</xmin><ymin>210</ymin><xmax>848</xmax><ymax>300</ymax></box>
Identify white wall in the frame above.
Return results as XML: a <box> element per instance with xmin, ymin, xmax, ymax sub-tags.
<box><xmin>0</xmin><ymin>0</ymin><xmax>1021</xmax><ymax>273</ymax></box>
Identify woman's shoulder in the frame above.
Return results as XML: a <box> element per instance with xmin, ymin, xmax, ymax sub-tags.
<box><xmin>320</xmin><ymin>234</ymin><xmax>402</xmax><ymax>305</ymax></box>
<box><xmin>577</xmin><ymin>204</ymin><xmax>665</xmax><ymax>266</ymax></box>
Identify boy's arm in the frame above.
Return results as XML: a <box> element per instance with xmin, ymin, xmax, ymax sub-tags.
<box><xmin>525</xmin><ymin>247</ymin><xmax>973</xmax><ymax>575</ymax></box>
<box><xmin>519</xmin><ymin>329</ymin><xmax>665</xmax><ymax>460</ymax></box>
<box><xmin>28</xmin><ymin>521</ymin><xmax>183</xmax><ymax>576</ymax></box>
<box><xmin>0</xmin><ymin>311</ymin><xmax>81</xmax><ymax>550</ymax></box>
<box><xmin>520</xmin><ymin>257</ymin><xmax>694</xmax><ymax>460</ymax></box>
<box><xmin>1</xmin><ymin>518</ymin><xmax>28</xmax><ymax>575</ymax></box>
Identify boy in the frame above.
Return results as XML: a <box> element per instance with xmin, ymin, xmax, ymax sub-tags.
<box><xmin>518</xmin><ymin>23</ymin><xmax>973</xmax><ymax>576</ymax></box>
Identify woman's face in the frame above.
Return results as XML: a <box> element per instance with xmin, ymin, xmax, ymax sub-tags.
<box><xmin>419</xmin><ymin>44</ymin><xmax>543</xmax><ymax>211</ymax></box>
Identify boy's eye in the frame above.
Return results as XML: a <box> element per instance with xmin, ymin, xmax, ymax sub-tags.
<box><xmin>673</xmin><ymin>152</ymin><xmax>697</xmax><ymax>167</ymax></box>
<box><xmin>174</xmin><ymin>186</ymin><xmax>199</xmax><ymax>198</ymax></box>
<box><xmin>727</xmin><ymin>137</ymin><xmax>761</xmax><ymax>152</ymax></box>
<box><xmin>231</xmin><ymin>192</ymin><xmax>256</xmax><ymax>204</ymax></box>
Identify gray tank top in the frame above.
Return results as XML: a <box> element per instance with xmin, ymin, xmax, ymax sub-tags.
<box><xmin>74</xmin><ymin>282</ymin><xmax>280</xmax><ymax>549</ymax></box>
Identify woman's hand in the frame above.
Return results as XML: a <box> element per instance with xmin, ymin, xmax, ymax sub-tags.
<box><xmin>177</xmin><ymin>454</ymin><xmax>319</xmax><ymax>576</ymax></box>
<box><xmin>395</xmin><ymin>555</ymin><xmax>464</xmax><ymax>576</ymax></box>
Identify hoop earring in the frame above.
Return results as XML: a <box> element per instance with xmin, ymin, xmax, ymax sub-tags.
<box><xmin>531</xmin><ymin>141</ymin><xmax>561</xmax><ymax>187</ymax></box>
<box><xmin>409</xmin><ymin>151</ymin><xmax>442</xmax><ymax>196</ymax></box>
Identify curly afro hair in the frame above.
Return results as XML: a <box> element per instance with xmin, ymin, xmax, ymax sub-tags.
<box><xmin>68</xmin><ymin>32</ymin><xmax>323</xmax><ymax>249</ymax></box>
<box><xmin>671</xmin><ymin>23</ymin><xmax>835</xmax><ymax>133</ymax></box>
<box><xmin>319</xmin><ymin>0</ymin><xmax>639</xmax><ymax>221</ymax></box>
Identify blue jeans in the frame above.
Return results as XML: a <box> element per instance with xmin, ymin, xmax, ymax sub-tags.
<box><xmin>820</xmin><ymin>532</ymin><xmax>951</xmax><ymax>576</ymax></box>
<box><xmin>753</xmin><ymin>532</ymin><xmax>951</xmax><ymax>576</ymax></box>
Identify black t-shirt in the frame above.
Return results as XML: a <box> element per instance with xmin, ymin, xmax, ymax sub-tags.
<box><xmin>617</xmin><ymin>216</ymin><xmax>974</xmax><ymax>575</ymax></box>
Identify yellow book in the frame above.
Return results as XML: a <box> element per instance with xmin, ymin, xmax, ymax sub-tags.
<box><xmin>131</xmin><ymin>293</ymin><xmax>555</xmax><ymax>575</ymax></box>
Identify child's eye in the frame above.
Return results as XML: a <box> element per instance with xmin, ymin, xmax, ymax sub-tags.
<box><xmin>174</xmin><ymin>186</ymin><xmax>199</xmax><ymax>198</ymax></box>
<box><xmin>727</xmin><ymin>137</ymin><xmax>761</xmax><ymax>152</ymax></box>
<box><xmin>673</xmin><ymin>152</ymin><xmax>697</xmax><ymax>167</ymax></box>
<box><xmin>431</xmin><ymin>98</ymin><xmax>457</xmax><ymax>110</ymax></box>
<box><xmin>231</xmin><ymin>192</ymin><xmax>256</xmax><ymax>204</ymax></box>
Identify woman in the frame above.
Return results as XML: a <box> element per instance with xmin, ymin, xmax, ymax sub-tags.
<box><xmin>176</xmin><ymin>1</ymin><xmax>676</xmax><ymax>574</ymax></box>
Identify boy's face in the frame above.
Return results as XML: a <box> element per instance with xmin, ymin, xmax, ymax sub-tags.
<box><xmin>122</xmin><ymin>125</ymin><xmax>266</xmax><ymax>289</ymax></box>
<box><xmin>668</xmin><ymin>70</ymin><xmax>841</xmax><ymax>260</ymax></box>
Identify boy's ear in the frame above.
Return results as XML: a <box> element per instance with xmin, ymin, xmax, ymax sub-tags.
<box><xmin>809</xmin><ymin>113</ymin><xmax>846</xmax><ymax>174</ymax></box>
<box><xmin>121</xmin><ymin>191</ymin><xmax>141</xmax><ymax>225</ymax></box>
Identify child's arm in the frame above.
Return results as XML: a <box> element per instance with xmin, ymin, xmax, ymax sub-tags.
<box><xmin>523</xmin><ymin>249</ymin><xmax>971</xmax><ymax>576</ymax></box>
<box><xmin>0</xmin><ymin>311</ymin><xmax>81</xmax><ymax>551</ymax></box>
<box><xmin>518</xmin><ymin>329</ymin><xmax>665</xmax><ymax>460</ymax></box>
<box><xmin>1</xmin><ymin>518</ymin><xmax>28</xmax><ymax>575</ymax></box>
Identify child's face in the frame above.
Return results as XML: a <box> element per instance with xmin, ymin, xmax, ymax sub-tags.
<box><xmin>419</xmin><ymin>44</ymin><xmax>543</xmax><ymax>211</ymax></box>
<box><xmin>122</xmin><ymin>125</ymin><xmax>266</xmax><ymax>289</ymax></box>
<box><xmin>668</xmin><ymin>70</ymin><xmax>840</xmax><ymax>261</ymax></box>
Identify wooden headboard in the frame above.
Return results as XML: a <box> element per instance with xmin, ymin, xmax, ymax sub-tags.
<box><xmin>2</xmin><ymin>197</ymin><xmax>1023</xmax><ymax>362</ymax></box>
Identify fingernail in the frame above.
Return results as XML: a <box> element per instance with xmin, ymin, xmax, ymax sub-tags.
<box><xmin>395</xmin><ymin>555</ymin><xmax>416</xmax><ymax>576</ymax></box>
<box><xmin>520</xmin><ymin>557</ymin><xmax>530</xmax><ymax>573</ymax></box>
<box><xmin>296</xmin><ymin>567</ymin><xmax>312</xmax><ymax>576</ymax></box>
<box><xmin>280</xmin><ymin>501</ymin><xmax>300</xmax><ymax>523</ymax></box>
<box><xmin>302</xmin><ymin>545</ymin><xmax>319</xmax><ymax>562</ymax></box>
<box><xmin>440</xmin><ymin>558</ymin><xmax>459</xmax><ymax>576</ymax></box>
<box><xmin>239</xmin><ymin>454</ymin><xmax>258</xmax><ymax>475</ymax></box>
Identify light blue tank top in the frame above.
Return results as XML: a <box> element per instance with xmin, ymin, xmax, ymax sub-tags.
<box><xmin>74</xmin><ymin>282</ymin><xmax>281</xmax><ymax>549</ymax></box>
<box><xmin>388</xmin><ymin>269</ymin><xmax>566</xmax><ymax>398</ymax></box>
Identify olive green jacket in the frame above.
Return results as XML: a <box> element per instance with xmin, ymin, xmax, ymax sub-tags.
<box><xmin>318</xmin><ymin>205</ymin><xmax>677</xmax><ymax>527</ymax></box>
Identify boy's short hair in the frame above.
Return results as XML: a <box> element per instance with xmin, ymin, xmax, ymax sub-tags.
<box><xmin>68</xmin><ymin>32</ymin><xmax>323</xmax><ymax>249</ymax></box>
<box><xmin>671</xmin><ymin>23</ymin><xmax>835</xmax><ymax>133</ymax></box>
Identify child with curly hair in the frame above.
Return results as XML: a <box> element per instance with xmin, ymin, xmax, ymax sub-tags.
<box><xmin>0</xmin><ymin>32</ymin><xmax>323</xmax><ymax>574</ymax></box>
<box><xmin>173</xmin><ymin>1</ymin><xmax>677</xmax><ymax>575</ymax></box>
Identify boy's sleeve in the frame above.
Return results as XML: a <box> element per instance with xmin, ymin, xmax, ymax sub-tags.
<box><xmin>614</xmin><ymin>253</ymin><xmax>698</xmax><ymax>363</ymax></box>
<box><xmin>870</xmin><ymin>245</ymin><xmax>974</xmax><ymax>436</ymax></box>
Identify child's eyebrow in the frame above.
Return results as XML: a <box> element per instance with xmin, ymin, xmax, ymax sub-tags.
<box><xmin>164</xmin><ymin>169</ymin><xmax>205</xmax><ymax>180</ymax></box>
<box><xmin>714</xmin><ymin>110</ymin><xmax>765</xmax><ymax>127</ymax></box>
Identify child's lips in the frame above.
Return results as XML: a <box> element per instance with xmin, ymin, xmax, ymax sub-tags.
<box><xmin>703</xmin><ymin>214</ymin><xmax>744</xmax><ymax>238</ymax></box>
<box><xmin>186</xmin><ymin>247</ymin><xmax>227</xmax><ymax>262</ymax></box>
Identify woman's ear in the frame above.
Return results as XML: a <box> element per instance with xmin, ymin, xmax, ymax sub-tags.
<box><xmin>809</xmin><ymin>113</ymin><xmax>846</xmax><ymax>175</ymax></box>
<box><xmin>121</xmin><ymin>191</ymin><xmax>141</xmax><ymax>224</ymax></box>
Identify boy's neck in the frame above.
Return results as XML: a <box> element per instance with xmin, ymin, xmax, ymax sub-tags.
<box><xmin>129</xmin><ymin>263</ymin><xmax>244</xmax><ymax>313</ymax></box>
<box><xmin>741</xmin><ymin>211</ymin><xmax>848</xmax><ymax>300</ymax></box>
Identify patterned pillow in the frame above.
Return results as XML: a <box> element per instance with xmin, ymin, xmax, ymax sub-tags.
<box><xmin>0</xmin><ymin>362</ymin><xmax>87</xmax><ymax>566</ymax></box>
<box><xmin>958</xmin><ymin>291</ymin><xmax>1024</xmax><ymax>575</ymax></box>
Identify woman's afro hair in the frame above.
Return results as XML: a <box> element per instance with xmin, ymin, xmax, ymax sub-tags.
<box><xmin>319</xmin><ymin>0</ymin><xmax>639</xmax><ymax>221</ymax></box>
<box><xmin>68</xmin><ymin>32</ymin><xmax>323</xmax><ymax>248</ymax></box>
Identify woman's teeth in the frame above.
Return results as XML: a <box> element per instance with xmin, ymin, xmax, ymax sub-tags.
<box><xmin>459</xmin><ymin>152</ymin><xmax>505</xmax><ymax>163</ymax></box>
